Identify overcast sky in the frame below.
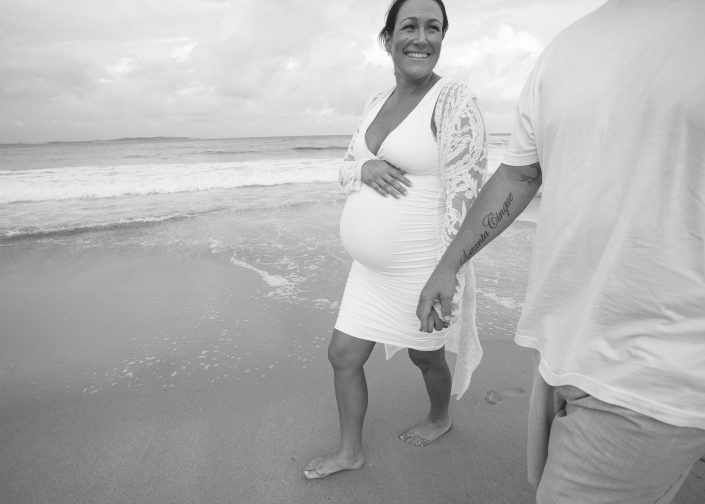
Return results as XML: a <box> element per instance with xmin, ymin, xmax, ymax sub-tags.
<box><xmin>0</xmin><ymin>0</ymin><xmax>606</xmax><ymax>143</ymax></box>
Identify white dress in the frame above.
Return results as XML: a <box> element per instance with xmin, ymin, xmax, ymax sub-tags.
<box><xmin>336</xmin><ymin>79</ymin><xmax>488</xmax><ymax>398</ymax></box>
<box><xmin>336</xmin><ymin>79</ymin><xmax>448</xmax><ymax>350</ymax></box>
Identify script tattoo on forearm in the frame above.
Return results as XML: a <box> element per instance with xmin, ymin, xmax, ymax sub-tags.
<box><xmin>482</xmin><ymin>192</ymin><xmax>513</xmax><ymax>229</ymax></box>
<box><xmin>461</xmin><ymin>230</ymin><xmax>490</xmax><ymax>265</ymax></box>
<box><xmin>519</xmin><ymin>162</ymin><xmax>542</xmax><ymax>186</ymax></box>
<box><xmin>460</xmin><ymin>192</ymin><xmax>514</xmax><ymax>265</ymax></box>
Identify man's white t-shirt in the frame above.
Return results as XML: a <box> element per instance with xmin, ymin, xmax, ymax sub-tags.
<box><xmin>503</xmin><ymin>0</ymin><xmax>705</xmax><ymax>429</ymax></box>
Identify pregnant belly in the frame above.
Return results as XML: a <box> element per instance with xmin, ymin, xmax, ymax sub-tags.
<box><xmin>339</xmin><ymin>176</ymin><xmax>444</xmax><ymax>270</ymax></box>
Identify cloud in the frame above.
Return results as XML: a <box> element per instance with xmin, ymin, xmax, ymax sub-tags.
<box><xmin>437</xmin><ymin>22</ymin><xmax>544</xmax><ymax>132</ymax></box>
<box><xmin>108</xmin><ymin>57</ymin><xmax>138</xmax><ymax>76</ymax></box>
<box><xmin>171</xmin><ymin>41</ymin><xmax>199</xmax><ymax>63</ymax></box>
<box><xmin>0</xmin><ymin>0</ymin><xmax>606</xmax><ymax>142</ymax></box>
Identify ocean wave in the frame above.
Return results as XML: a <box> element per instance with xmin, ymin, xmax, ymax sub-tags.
<box><xmin>293</xmin><ymin>146</ymin><xmax>347</xmax><ymax>151</ymax></box>
<box><xmin>229</xmin><ymin>257</ymin><xmax>293</xmax><ymax>290</ymax></box>
<box><xmin>197</xmin><ymin>149</ymin><xmax>261</xmax><ymax>156</ymax></box>
<box><xmin>0</xmin><ymin>191</ymin><xmax>345</xmax><ymax>241</ymax></box>
<box><xmin>0</xmin><ymin>158</ymin><xmax>342</xmax><ymax>204</ymax></box>
<box><xmin>37</xmin><ymin>137</ymin><xmax>195</xmax><ymax>146</ymax></box>
<box><xmin>0</xmin><ymin>214</ymin><xmax>194</xmax><ymax>241</ymax></box>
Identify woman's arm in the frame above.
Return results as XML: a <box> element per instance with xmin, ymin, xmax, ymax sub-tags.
<box><xmin>338</xmin><ymin>142</ymin><xmax>366</xmax><ymax>194</ymax></box>
<box><xmin>339</xmin><ymin>89</ymin><xmax>412</xmax><ymax>197</ymax></box>
<box><xmin>435</xmin><ymin>83</ymin><xmax>488</xmax><ymax>249</ymax></box>
<box><xmin>422</xmin><ymin>82</ymin><xmax>487</xmax><ymax>330</ymax></box>
<box><xmin>338</xmin><ymin>92</ymin><xmax>380</xmax><ymax>194</ymax></box>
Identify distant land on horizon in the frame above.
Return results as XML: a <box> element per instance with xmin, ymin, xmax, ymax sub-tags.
<box><xmin>0</xmin><ymin>134</ymin><xmax>349</xmax><ymax>147</ymax></box>
<box><xmin>0</xmin><ymin>132</ymin><xmax>511</xmax><ymax>147</ymax></box>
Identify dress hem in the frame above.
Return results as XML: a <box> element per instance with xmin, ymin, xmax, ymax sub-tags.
<box><xmin>333</xmin><ymin>322</ymin><xmax>448</xmax><ymax>352</ymax></box>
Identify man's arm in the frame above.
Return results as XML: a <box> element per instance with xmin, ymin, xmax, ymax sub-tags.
<box><xmin>417</xmin><ymin>162</ymin><xmax>542</xmax><ymax>332</ymax></box>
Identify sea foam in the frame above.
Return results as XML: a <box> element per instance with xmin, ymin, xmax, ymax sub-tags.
<box><xmin>0</xmin><ymin>158</ymin><xmax>342</xmax><ymax>204</ymax></box>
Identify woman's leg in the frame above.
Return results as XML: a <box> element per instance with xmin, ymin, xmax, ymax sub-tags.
<box><xmin>304</xmin><ymin>329</ymin><xmax>375</xmax><ymax>479</ymax></box>
<box><xmin>400</xmin><ymin>346</ymin><xmax>452</xmax><ymax>446</ymax></box>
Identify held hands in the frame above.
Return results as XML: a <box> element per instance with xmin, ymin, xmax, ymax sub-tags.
<box><xmin>417</xmin><ymin>264</ymin><xmax>457</xmax><ymax>333</ymax></box>
<box><xmin>361</xmin><ymin>160</ymin><xmax>412</xmax><ymax>198</ymax></box>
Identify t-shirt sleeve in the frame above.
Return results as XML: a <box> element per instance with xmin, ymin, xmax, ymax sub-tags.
<box><xmin>503</xmin><ymin>63</ymin><xmax>540</xmax><ymax>167</ymax></box>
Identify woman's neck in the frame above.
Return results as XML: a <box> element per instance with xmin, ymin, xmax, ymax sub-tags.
<box><xmin>393</xmin><ymin>73</ymin><xmax>440</xmax><ymax>99</ymax></box>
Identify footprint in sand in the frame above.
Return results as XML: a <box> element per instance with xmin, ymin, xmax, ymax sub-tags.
<box><xmin>484</xmin><ymin>387</ymin><xmax>525</xmax><ymax>405</ymax></box>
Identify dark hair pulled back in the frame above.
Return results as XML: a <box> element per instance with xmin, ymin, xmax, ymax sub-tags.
<box><xmin>378</xmin><ymin>0</ymin><xmax>449</xmax><ymax>46</ymax></box>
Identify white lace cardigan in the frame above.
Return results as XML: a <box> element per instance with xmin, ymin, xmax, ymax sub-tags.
<box><xmin>338</xmin><ymin>80</ymin><xmax>488</xmax><ymax>399</ymax></box>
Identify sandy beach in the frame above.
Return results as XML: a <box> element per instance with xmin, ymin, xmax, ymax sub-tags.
<box><xmin>1</xmin><ymin>199</ymin><xmax>703</xmax><ymax>504</ymax></box>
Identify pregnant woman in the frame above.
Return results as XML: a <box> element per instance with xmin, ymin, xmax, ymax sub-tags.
<box><xmin>304</xmin><ymin>0</ymin><xmax>487</xmax><ymax>479</ymax></box>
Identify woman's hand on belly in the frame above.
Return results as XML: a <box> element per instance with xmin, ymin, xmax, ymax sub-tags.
<box><xmin>361</xmin><ymin>159</ymin><xmax>413</xmax><ymax>199</ymax></box>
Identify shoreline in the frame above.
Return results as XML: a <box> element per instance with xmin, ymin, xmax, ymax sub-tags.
<box><xmin>0</xmin><ymin>241</ymin><xmax>538</xmax><ymax>503</ymax></box>
<box><xmin>1</xmin><ymin>210</ymin><xmax>703</xmax><ymax>503</ymax></box>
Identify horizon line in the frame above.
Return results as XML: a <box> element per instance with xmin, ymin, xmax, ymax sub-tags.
<box><xmin>0</xmin><ymin>132</ymin><xmax>512</xmax><ymax>147</ymax></box>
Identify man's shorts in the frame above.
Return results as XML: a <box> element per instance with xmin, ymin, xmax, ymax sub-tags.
<box><xmin>527</xmin><ymin>367</ymin><xmax>705</xmax><ymax>504</ymax></box>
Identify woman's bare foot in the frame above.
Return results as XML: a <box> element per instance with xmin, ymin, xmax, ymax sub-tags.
<box><xmin>303</xmin><ymin>452</ymin><xmax>365</xmax><ymax>480</ymax></box>
<box><xmin>399</xmin><ymin>417</ymin><xmax>452</xmax><ymax>447</ymax></box>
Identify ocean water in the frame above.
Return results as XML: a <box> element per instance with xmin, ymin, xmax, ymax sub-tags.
<box><xmin>0</xmin><ymin>135</ymin><xmax>508</xmax><ymax>239</ymax></box>
<box><xmin>0</xmin><ymin>135</ymin><xmax>506</xmax><ymax>240</ymax></box>
<box><xmin>0</xmin><ymin>134</ymin><xmax>525</xmax><ymax>326</ymax></box>
<box><xmin>0</xmin><ymin>136</ymin><xmax>346</xmax><ymax>238</ymax></box>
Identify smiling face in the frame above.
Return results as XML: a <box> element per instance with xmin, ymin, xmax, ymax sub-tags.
<box><xmin>384</xmin><ymin>0</ymin><xmax>444</xmax><ymax>84</ymax></box>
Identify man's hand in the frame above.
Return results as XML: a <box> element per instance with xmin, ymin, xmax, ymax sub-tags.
<box><xmin>417</xmin><ymin>264</ymin><xmax>456</xmax><ymax>333</ymax></box>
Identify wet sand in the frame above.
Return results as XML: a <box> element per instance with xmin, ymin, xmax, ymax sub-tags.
<box><xmin>1</xmin><ymin>207</ymin><xmax>703</xmax><ymax>503</ymax></box>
